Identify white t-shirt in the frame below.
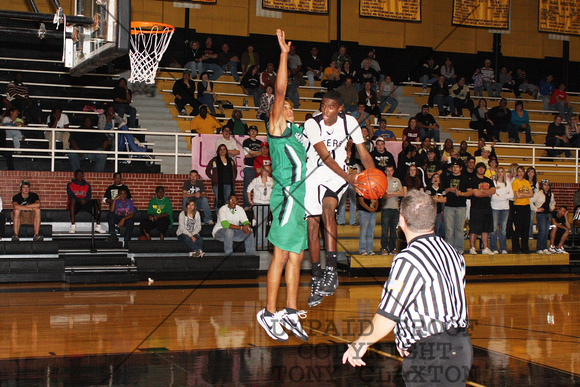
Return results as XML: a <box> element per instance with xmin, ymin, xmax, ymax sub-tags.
<box><xmin>212</xmin><ymin>204</ymin><xmax>249</xmax><ymax>237</ymax></box>
<box><xmin>46</xmin><ymin>114</ymin><xmax>69</xmax><ymax>128</ymax></box>
<box><xmin>215</xmin><ymin>136</ymin><xmax>239</xmax><ymax>151</ymax></box>
<box><xmin>247</xmin><ymin>176</ymin><xmax>274</xmax><ymax>204</ymax></box>
<box><xmin>303</xmin><ymin>114</ymin><xmax>364</xmax><ymax>176</ymax></box>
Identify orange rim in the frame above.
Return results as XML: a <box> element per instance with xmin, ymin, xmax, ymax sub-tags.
<box><xmin>131</xmin><ymin>21</ymin><xmax>175</xmax><ymax>35</ymax></box>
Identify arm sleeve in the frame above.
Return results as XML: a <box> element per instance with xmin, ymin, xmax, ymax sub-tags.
<box><xmin>178</xmin><ymin>212</ymin><xmax>193</xmax><ymax>237</ymax></box>
<box><xmin>193</xmin><ymin>212</ymin><xmax>202</xmax><ymax>236</ymax></box>
<box><xmin>66</xmin><ymin>183</ymin><xmax>75</xmax><ymax>199</ymax></box>
<box><xmin>247</xmin><ymin>178</ymin><xmax>257</xmax><ymax>194</ymax></box>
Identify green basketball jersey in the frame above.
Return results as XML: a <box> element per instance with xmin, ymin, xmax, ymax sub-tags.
<box><xmin>267</xmin><ymin>122</ymin><xmax>307</xmax><ymax>187</ymax></box>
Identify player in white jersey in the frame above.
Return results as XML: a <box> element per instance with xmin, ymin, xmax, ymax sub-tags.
<box><xmin>303</xmin><ymin>91</ymin><xmax>375</xmax><ymax>306</ymax></box>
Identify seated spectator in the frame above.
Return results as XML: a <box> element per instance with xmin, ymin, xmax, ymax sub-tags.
<box><xmin>470</xmin><ymin>99</ymin><xmax>494</xmax><ymax>141</ymax></box>
<box><xmin>321</xmin><ymin>60</ymin><xmax>341</xmax><ymax>90</ymax></box>
<box><xmin>370</xmin><ymin>137</ymin><xmax>395</xmax><ymax>173</ymax></box>
<box><xmin>223</xmin><ymin>109</ymin><xmax>248</xmax><ymax>136</ymax></box>
<box><xmin>356</xmin><ymin>59</ymin><xmax>380</xmax><ymax>92</ymax></box>
<box><xmin>112</xmin><ymin>78</ymin><xmax>137</xmax><ymax>128</ymax></box>
<box><xmin>475</xmin><ymin>145</ymin><xmax>492</xmax><ymax>168</ymax></box>
<box><xmin>358</xmin><ymin>81</ymin><xmax>381</xmax><ymax>122</ymax></box>
<box><xmin>254</xmin><ymin>141</ymin><xmax>271</xmax><ymax>174</ymax></box>
<box><xmin>515</xmin><ymin>69</ymin><xmax>537</xmax><ymax>98</ymax></box>
<box><xmin>184</xmin><ymin>40</ymin><xmax>203</xmax><ymax>79</ymax></box>
<box><xmin>546</xmin><ymin>115</ymin><xmax>571</xmax><ymax>158</ymax></box>
<box><xmin>215</xmin><ymin>126</ymin><xmax>241</xmax><ymax>157</ymax></box>
<box><xmin>451</xmin><ymin>77</ymin><xmax>474</xmax><ymax>117</ymax></box>
<box><xmin>440</xmin><ymin>138</ymin><xmax>455</xmax><ymax>163</ymax></box>
<box><xmin>402</xmin><ymin>117</ymin><xmax>422</xmax><ymax>142</ymax></box>
<box><xmin>473</xmin><ymin>138</ymin><xmax>497</xmax><ymax>159</ymax></box>
<box><xmin>106</xmin><ymin>188</ymin><xmax>134</xmax><ymax>244</ymax></box>
<box><xmin>247</xmin><ymin>166</ymin><xmax>273</xmax><ymax>249</ymax></box>
<box><xmin>419</xmin><ymin>58</ymin><xmax>439</xmax><ymax>92</ymax></box>
<box><xmin>458</xmin><ymin>140</ymin><xmax>472</xmax><ymax>164</ymax></box>
<box><xmin>340</xmin><ymin>60</ymin><xmax>357</xmax><ymax>83</ymax></box>
<box><xmin>285</xmin><ymin>70</ymin><xmax>301</xmax><ymax>108</ymax></box>
<box><xmin>488</xmin><ymin>98</ymin><xmax>511</xmax><ymax>141</ymax></box>
<box><xmin>188</xmin><ymin>105</ymin><xmax>221</xmax><ymax>139</ymax></box>
<box><xmin>566</xmin><ymin>115</ymin><xmax>580</xmax><ymax>148</ymax></box>
<box><xmin>428</xmin><ymin>75</ymin><xmax>455</xmax><ymax>116</ymax></box>
<box><xmin>481</xmin><ymin>59</ymin><xmax>502</xmax><ymax>97</ymax></box>
<box><xmin>509</xmin><ymin>101</ymin><xmax>533</xmax><ymax>144</ymax></box>
<box><xmin>379</xmin><ymin>75</ymin><xmax>398</xmax><ymax>114</ymax></box>
<box><xmin>2</xmin><ymin>107</ymin><xmax>24</xmax><ymax>150</ymax></box>
<box><xmin>357</xmin><ymin>193</ymin><xmax>378</xmax><ymax>255</ymax></box>
<box><xmin>206</xmin><ymin>144</ymin><xmax>237</xmax><ymax>211</ymax></box>
<box><xmin>259</xmin><ymin>63</ymin><xmax>276</xmax><ymax>90</ymax></box>
<box><xmin>373</xmin><ymin>119</ymin><xmax>396</xmax><ymax>140</ymax></box>
<box><xmin>440</xmin><ymin>58</ymin><xmax>457</xmax><ymax>84</ymax></box>
<box><xmin>177</xmin><ymin>198</ymin><xmax>205</xmax><ymax>257</ymax></box>
<box><xmin>11</xmin><ymin>180</ymin><xmax>42</xmax><ymax>241</ymax></box>
<box><xmin>303</xmin><ymin>46</ymin><xmax>323</xmax><ymax>87</ymax></box>
<box><xmin>256</xmin><ymin>84</ymin><xmax>275</xmax><ymax>121</ymax></box>
<box><xmin>4</xmin><ymin>73</ymin><xmax>41</xmax><ymax>125</ymax></box>
<box><xmin>472</xmin><ymin>68</ymin><xmax>484</xmax><ymax>97</ymax></box>
<box><xmin>140</xmin><ymin>186</ymin><xmax>172</xmax><ymax>240</ymax></box>
<box><xmin>45</xmin><ymin>106</ymin><xmax>70</xmax><ymax>150</ymax></box>
<box><xmin>538</xmin><ymin>75</ymin><xmax>555</xmax><ymax>111</ymax></box>
<box><xmin>69</xmin><ymin>116</ymin><xmax>110</xmax><ymax>172</ymax></box>
<box><xmin>218</xmin><ymin>43</ymin><xmax>240</xmax><ymax>82</ymax></box>
<box><xmin>173</xmin><ymin>70</ymin><xmax>201</xmax><ymax>116</ymax></box>
<box><xmin>530</xmin><ymin>179</ymin><xmax>555</xmax><ymax>254</ymax></box>
<box><xmin>331</xmin><ymin>45</ymin><xmax>351</xmax><ymax>69</ymax></box>
<box><xmin>98</xmin><ymin>105</ymin><xmax>123</xmax><ymax>133</ymax></box>
<box><xmin>200</xmin><ymin>37</ymin><xmax>223</xmax><ymax>81</ymax></box>
<box><xmin>198</xmin><ymin>72</ymin><xmax>217</xmax><ymax>116</ymax></box>
<box><xmin>212</xmin><ymin>194</ymin><xmax>255</xmax><ymax>256</ymax></box>
<box><xmin>241</xmin><ymin>44</ymin><xmax>260</xmax><ymax>74</ymax></box>
<box><xmin>415</xmin><ymin>105</ymin><xmax>439</xmax><ymax>141</ymax></box>
<box><xmin>361</xmin><ymin>49</ymin><xmax>382</xmax><ymax>83</ymax></box>
<box><xmin>336</xmin><ymin>76</ymin><xmax>358</xmax><ymax>114</ymax></box>
<box><xmin>240</xmin><ymin>65</ymin><xmax>262</xmax><ymax>107</ymax></box>
<box><xmin>498</xmin><ymin>67</ymin><xmax>516</xmax><ymax>96</ymax></box>
<box><xmin>549</xmin><ymin>206</ymin><xmax>570</xmax><ymax>253</ymax></box>
<box><xmin>351</xmin><ymin>102</ymin><xmax>372</xmax><ymax>129</ymax></box>
<box><xmin>549</xmin><ymin>83</ymin><xmax>574</xmax><ymax>121</ymax></box>
<box><xmin>67</xmin><ymin>170</ymin><xmax>105</xmax><ymax>234</ymax></box>
<box><xmin>103</xmin><ymin>172</ymin><xmax>132</xmax><ymax>206</ymax></box>
<box><xmin>182</xmin><ymin>169</ymin><xmax>213</xmax><ymax>224</ymax></box>
<box><xmin>287</xmin><ymin>45</ymin><xmax>304</xmax><ymax>80</ymax></box>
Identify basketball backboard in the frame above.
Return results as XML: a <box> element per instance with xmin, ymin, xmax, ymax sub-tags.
<box><xmin>65</xmin><ymin>0</ymin><xmax>131</xmax><ymax>76</ymax></box>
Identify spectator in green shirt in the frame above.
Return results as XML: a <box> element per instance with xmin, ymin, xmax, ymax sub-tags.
<box><xmin>140</xmin><ymin>186</ymin><xmax>173</xmax><ymax>240</ymax></box>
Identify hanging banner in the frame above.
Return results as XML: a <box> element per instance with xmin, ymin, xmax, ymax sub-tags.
<box><xmin>359</xmin><ymin>0</ymin><xmax>421</xmax><ymax>22</ymax></box>
<box><xmin>452</xmin><ymin>0</ymin><xmax>510</xmax><ymax>29</ymax></box>
<box><xmin>538</xmin><ymin>0</ymin><xmax>580</xmax><ymax>36</ymax></box>
<box><xmin>262</xmin><ymin>0</ymin><xmax>328</xmax><ymax>14</ymax></box>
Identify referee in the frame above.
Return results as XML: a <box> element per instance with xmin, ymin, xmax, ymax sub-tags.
<box><xmin>343</xmin><ymin>190</ymin><xmax>472</xmax><ymax>386</ymax></box>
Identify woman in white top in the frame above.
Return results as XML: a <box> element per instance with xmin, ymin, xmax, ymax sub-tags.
<box><xmin>379</xmin><ymin>75</ymin><xmax>398</xmax><ymax>114</ymax></box>
<box><xmin>490</xmin><ymin>167</ymin><xmax>514</xmax><ymax>254</ymax></box>
<box><xmin>530</xmin><ymin>179</ymin><xmax>556</xmax><ymax>254</ymax></box>
<box><xmin>176</xmin><ymin>198</ymin><xmax>204</xmax><ymax>257</ymax></box>
<box><xmin>45</xmin><ymin>106</ymin><xmax>70</xmax><ymax>150</ymax></box>
<box><xmin>247</xmin><ymin>167</ymin><xmax>274</xmax><ymax>248</ymax></box>
<box><xmin>526</xmin><ymin>167</ymin><xmax>539</xmax><ymax>237</ymax></box>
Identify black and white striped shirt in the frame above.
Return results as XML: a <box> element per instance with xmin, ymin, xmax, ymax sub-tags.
<box><xmin>377</xmin><ymin>233</ymin><xmax>469</xmax><ymax>350</ymax></box>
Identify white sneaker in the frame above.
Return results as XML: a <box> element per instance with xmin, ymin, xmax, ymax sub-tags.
<box><xmin>492</xmin><ymin>250</ymin><xmax>499</xmax><ymax>254</ymax></box>
<box><xmin>69</xmin><ymin>224</ymin><xmax>76</xmax><ymax>234</ymax></box>
<box><xmin>501</xmin><ymin>250</ymin><xmax>508</xmax><ymax>254</ymax></box>
<box><xmin>543</xmin><ymin>249</ymin><xmax>551</xmax><ymax>255</ymax></box>
<box><xmin>368</xmin><ymin>251</ymin><xmax>376</xmax><ymax>256</ymax></box>
<box><xmin>360</xmin><ymin>250</ymin><xmax>368</xmax><ymax>256</ymax></box>
<box><xmin>556</xmin><ymin>247</ymin><xmax>566</xmax><ymax>253</ymax></box>
<box><xmin>537</xmin><ymin>250</ymin><xmax>544</xmax><ymax>254</ymax></box>
<box><xmin>257</xmin><ymin>309</ymin><xmax>288</xmax><ymax>342</ymax></box>
<box><xmin>548</xmin><ymin>246</ymin><xmax>557</xmax><ymax>253</ymax></box>
<box><xmin>482</xmin><ymin>248</ymin><xmax>494</xmax><ymax>255</ymax></box>
<box><xmin>469</xmin><ymin>247</ymin><xmax>477</xmax><ymax>255</ymax></box>
<box><xmin>280</xmin><ymin>309</ymin><xmax>309</xmax><ymax>341</ymax></box>
<box><xmin>180</xmin><ymin>109</ymin><xmax>187</xmax><ymax>116</ymax></box>
<box><xmin>95</xmin><ymin>224</ymin><xmax>107</xmax><ymax>234</ymax></box>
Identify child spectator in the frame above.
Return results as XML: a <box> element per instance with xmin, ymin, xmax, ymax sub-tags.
<box><xmin>106</xmin><ymin>188</ymin><xmax>134</xmax><ymax>244</ymax></box>
<box><xmin>140</xmin><ymin>186</ymin><xmax>172</xmax><ymax>240</ymax></box>
<box><xmin>67</xmin><ymin>170</ymin><xmax>105</xmax><ymax>234</ymax></box>
<box><xmin>103</xmin><ymin>172</ymin><xmax>132</xmax><ymax>206</ymax></box>
<box><xmin>472</xmin><ymin>68</ymin><xmax>483</xmax><ymax>96</ymax></box>
<box><xmin>177</xmin><ymin>198</ymin><xmax>204</xmax><ymax>257</ymax></box>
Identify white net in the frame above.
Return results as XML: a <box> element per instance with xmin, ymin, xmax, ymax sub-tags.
<box><xmin>129</xmin><ymin>24</ymin><xmax>174</xmax><ymax>84</ymax></box>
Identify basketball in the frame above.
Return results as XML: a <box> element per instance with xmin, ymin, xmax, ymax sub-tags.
<box><xmin>356</xmin><ymin>168</ymin><xmax>388</xmax><ymax>200</ymax></box>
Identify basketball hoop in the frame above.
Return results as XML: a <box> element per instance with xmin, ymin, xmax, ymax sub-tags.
<box><xmin>129</xmin><ymin>21</ymin><xmax>174</xmax><ymax>84</ymax></box>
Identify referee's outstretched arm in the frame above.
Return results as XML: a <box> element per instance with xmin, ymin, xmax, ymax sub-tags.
<box><xmin>342</xmin><ymin>314</ymin><xmax>397</xmax><ymax>367</ymax></box>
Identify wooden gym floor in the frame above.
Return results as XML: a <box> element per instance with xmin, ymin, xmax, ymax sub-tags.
<box><xmin>0</xmin><ymin>273</ymin><xmax>578</xmax><ymax>386</ymax></box>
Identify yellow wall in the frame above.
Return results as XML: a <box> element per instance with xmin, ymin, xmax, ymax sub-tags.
<box><xmin>3</xmin><ymin>0</ymin><xmax>578</xmax><ymax>61</ymax></box>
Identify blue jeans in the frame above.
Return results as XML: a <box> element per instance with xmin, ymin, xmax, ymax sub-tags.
<box><xmin>242</xmin><ymin>167</ymin><xmax>256</xmax><ymax>208</ymax></box>
<box><xmin>212</xmin><ymin>184</ymin><xmax>231</xmax><ymax>212</ymax></box>
<box><xmin>203</xmin><ymin>63</ymin><xmax>224</xmax><ymax>81</ymax></box>
<box><xmin>508</xmin><ymin>123</ymin><xmax>532</xmax><ymax>143</ymax></box>
<box><xmin>184</xmin><ymin>61</ymin><xmax>203</xmax><ymax>78</ymax></box>
<box><xmin>549</xmin><ymin>102</ymin><xmax>573</xmax><ymax>121</ymax></box>
<box><xmin>215</xmin><ymin>228</ymin><xmax>255</xmax><ymax>255</ymax></box>
<box><xmin>529</xmin><ymin>210</ymin><xmax>536</xmax><ymax>238</ymax></box>
<box><xmin>198</xmin><ymin>93</ymin><xmax>217</xmax><ymax>115</ymax></box>
<box><xmin>381</xmin><ymin>208</ymin><xmax>399</xmax><ymax>252</ymax></box>
<box><xmin>107</xmin><ymin>212</ymin><xmax>134</xmax><ymax>242</ymax></box>
<box><xmin>178</xmin><ymin>233</ymin><xmax>203</xmax><ymax>251</ymax></box>
<box><xmin>490</xmin><ymin>209</ymin><xmax>509</xmax><ymax>252</ymax></box>
<box><xmin>420</xmin><ymin>75</ymin><xmax>437</xmax><ymax>89</ymax></box>
<box><xmin>358</xmin><ymin>211</ymin><xmax>377</xmax><ymax>253</ymax></box>
<box><xmin>69</xmin><ymin>151</ymin><xmax>107</xmax><ymax>172</ymax></box>
<box><xmin>222</xmin><ymin>61</ymin><xmax>239</xmax><ymax>82</ymax></box>
<box><xmin>380</xmin><ymin>95</ymin><xmax>398</xmax><ymax>114</ymax></box>
<box><xmin>419</xmin><ymin>127</ymin><xmax>440</xmax><ymax>142</ymax></box>
<box><xmin>483</xmin><ymin>81</ymin><xmax>502</xmax><ymax>97</ymax></box>
<box><xmin>435</xmin><ymin>211</ymin><xmax>445</xmax><ymax>238</ymax></box>
<box><xmin>444</xmin><ymin>206</ymin><xmax>466</xmax><ymax>253</ymax></box>
<box><xmin>337</xmin><ymin>186</ymin><xmax>357</xmax><ymax>225</ymax></box>
<box><xmin>181</xmin><ymin>196</ymin><xmax>212</xmax><ymax>223</ymax></box>
<box><xmin>434</xmin><ymin>95</ymin><xmax>454</xmax><ymax>115</ymax></box>
<box><xmin>113</xmin><ymin>104</ymin><xmax>137</xmax><ymax>128</ymax></box>
<box><xmin>536</xmin><ymin>212</ymin><xmax>552</xmax><ymax>251</ymax></box>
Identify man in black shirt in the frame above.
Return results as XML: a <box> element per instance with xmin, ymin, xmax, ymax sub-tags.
<box><xmin>103</xmin><ymin>172</ymin><xmax>132</xmax><ymax>205</ymax></box>
<box><xmin>458</xmin><ymin>140</ymin><xmax>472</xmax><ymax>164</ymax></box>
<box><xmin>11</xmin><ymin>180</ymin><xmax>42</xmax><ymax>241</ymax></box>
<box><xmin>370</xmin><ymin>137</ymin><xmax>395</xmax><ymax>174</ymax></box>
<box><xmin>112</xmin><ymin>78</ymin><xmax>137</xmax><ymax>128</ymax></box>
<box><xmin>242</xmin><ymin>126</ymin><xmax>262</xmax><ymax>208</ymax></box>
<box><xmin>488</xmin><ymin>98</ymin><xmax>511</xmax><ymax>142</ymax></box>
<box><xmin>443</xmin><ymin>160</ymin><xmax>473</xmax><ymax>253</ymax></box>
<box><xmin>69</xmin><ymin>116</ymin><xmax>111</xmax><ymax>172</ymax></box>
<box><xmin>303</xmin><ymin>46</ymin><xmax>323</xmax><ymax>87</ymax></box>
<box><xmin>415</xmin><ymin>105</ymin><xmax>440</xmax><ymax>142</ymax></box>
<box><xmin>201</xmin><ymin>37</ymin><xmax>223</xmax><ymax>81</ymax></box>
<box><xmin>182</xmin><ymin>169</ymin><xmax>213</xmax><ymax>224</ymax></box>
<box><xmin>464</xmin><ymin>156</ymin><xmax>476</xmax><ymax>182</ymax></box>
<box><xmin>421</xmin><ymin>148</ymin><xmax>442</xmax><ymax>181</ymax></box>
<box><xmin>173</xmin><ymin>70</ymin><xmax>201</xmax><ymax>116</ymax></box>
<box><xmin>468</xmin><ymin>163</ymin><xmax>495</xmax><ymax>255</ymax></box>
<box><xmin>217</xmin><ymin>43</ymin><xmax>240</xmax><ymax>82</ymax></box>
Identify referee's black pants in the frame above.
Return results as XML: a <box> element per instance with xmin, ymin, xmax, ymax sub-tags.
<box><xmin>402</xmin><ymin>328</ymin><xmax>473</xmax><ymax>387</ymax></box>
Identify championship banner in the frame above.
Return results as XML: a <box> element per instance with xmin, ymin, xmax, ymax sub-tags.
<box><xmin>359</xmin><ymin>0</ymin><xmax>421</xmax><ymax>21</ymax></box>
<box><xmin>539</xmin><ymin>0</ymin><xmax>580</xmax><ymax>36</ymax></box>
<box><xmin>262</xmin><ymin>0</ymin><xmax>328</xmax><ymax>14</ymax></box>
<box><xmin>452</xmin><ymin>0</ymin><xmax>510</xmax><ymax>29</ymax></box>
<box><xmin>191</xmin><ymin>134</ymin><xmax>266</xmax><ymax>181</ymax></box>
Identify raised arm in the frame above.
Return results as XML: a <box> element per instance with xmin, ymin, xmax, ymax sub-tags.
<box><xmin>269</xmin><ymin>29</ymin><xmax>291</xmax><ymax>137</ymax></box>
